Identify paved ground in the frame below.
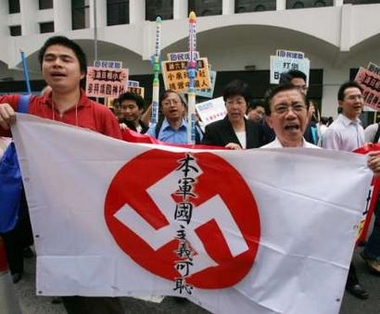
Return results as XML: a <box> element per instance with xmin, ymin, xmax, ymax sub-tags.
<box><xmin>11</xmin><ymin>248</ymin><xmax>380</xmax><ymax>314</ymax></box>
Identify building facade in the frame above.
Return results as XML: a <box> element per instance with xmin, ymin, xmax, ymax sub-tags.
<box><xmin>1</xmin><ymin>0</ymin><xmax>380</xmax><ymax>118</ymax></box>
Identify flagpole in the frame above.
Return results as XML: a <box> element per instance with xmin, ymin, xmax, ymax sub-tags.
<box><xmin>20</xmin><ymin>51</ymin><xmax>31</xmax><ymax>94</ymax></box>
<box><xmin>150</xmin><ymin>16</ymin><xmax>162</xmax><ymax>127</ymax></box>
<box><xmin>93</xmin><ymin>0</ymin><xmax>98</xmax><ymax>61</ymax></box>
<box><xmin>187</xmin><ymin>12</ymin><xmax>197</xmax><ymax>144</ymax></box>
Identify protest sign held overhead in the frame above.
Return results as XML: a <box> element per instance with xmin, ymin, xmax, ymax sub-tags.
<box><xmin>162</xmin><ymin>58</ymin><xmax>211</xmax><ymax>93</ymax></box>
<box><xmin>270</xmin><ymin>49</ymin><xmax>310</xmax><ymax>84</ymax></box>
<box><xmin>86</xmin><ymin>65</ymin><xmax>128</xmax><ymax>98</ymax></box>
<box><xmin>355</xmin><ymin>66</ymin><xmax>380</xmax><ymax>111</ymax></box>
<box><xmin>127</xmin><ymin>80</ymin><xmax>145</xmax><ymax>98</ymax></box>
<box><xmin>367</xmin><ymin>62</ymin><xmax>380</xmax><ymax>76</ymax></box>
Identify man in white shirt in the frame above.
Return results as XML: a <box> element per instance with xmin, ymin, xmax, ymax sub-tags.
<box><xmin>322</xmin><ymin>81</ymin><xmax>368</xmax><ymax>299</ymax></box>
<box><xmin>261</xmin><ymin>84</ymin><xmax>318</xmax><ymax>149</ymax></box>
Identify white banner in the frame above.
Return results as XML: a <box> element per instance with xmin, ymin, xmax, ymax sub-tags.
<box><xmin>12</xmin><ymin>114</ymin><xmax>372</xmax><ymax>314</ymax></box>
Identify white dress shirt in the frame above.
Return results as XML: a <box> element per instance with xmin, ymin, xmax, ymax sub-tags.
<box><xmin>321</xmin><ymin>114</ymin><xmax>364</xmax><ymax>152</ymax></box>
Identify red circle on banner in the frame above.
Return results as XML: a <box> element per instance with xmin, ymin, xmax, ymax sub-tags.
<box><xmin>105</xmin><ymin>150</ymin><xmax>260</xmax><ymax>289</ymax></box>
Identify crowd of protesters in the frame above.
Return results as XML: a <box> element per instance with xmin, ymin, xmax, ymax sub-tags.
<box><xmin>1</xmin><ymin>36</ymin><xmax>380</xmax><ymax>314</ymax></box>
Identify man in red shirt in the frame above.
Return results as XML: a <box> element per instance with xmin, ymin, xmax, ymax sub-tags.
<box><xmin>0</xmin><ymin>36</ymin><xmax>123</xmax><ymax>314</ymax></box>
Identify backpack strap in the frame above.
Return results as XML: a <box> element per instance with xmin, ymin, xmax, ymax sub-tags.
<box><xmin>373</xmin><ymin>123</ymin><xmax>380</xmax><ymax>143</ymax></box>
<box><xmin>155</xmin><ymin>119</ymin><xmax>164</xmax><ymax>139</ymax></box>
<box><xmin>17</xmin><ymin>94</ymin><xmax>31</xmax><ymax>113</ymax></box>
<box><xmin>155</xmin><ymin>119</ymin><xmax>202</xmax><ymax>143</ymax></box>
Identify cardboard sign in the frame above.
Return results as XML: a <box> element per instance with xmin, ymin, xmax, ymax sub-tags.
<box><xmin>86</xmin><ymin>67</ymin><xmax>129</xmax><ymax>98</ymax></box>
<box><xmin>355</xmin><ymin>67</ymin><xmax>380</xmax><ymax>111</ymax></box>
<box><xmin>127</xmin><ymin>86</ymin><xmax>145</xmax><ymax>98</ymax></box>
<box><xmin>195</xmin><ymin>97</ymin><xmax>226</xmax><ymax>126</ymax></box>
<box><xmin>367</xmin><ymin>62</ymin><xmax>380</xmax><ymax>76</ymax></box>
<box><xmin>167</xmin><ymin>51</ymin><xmax>200</xmax><ymax>62</ymax></box>
<box><xmin>270</xmin><ymin>56</ymin><xmax>310</xmax><ymax>84</ymax></box>
<box><xmin>195</xmin><ymin>70</ymin><xmax>217</xmax><ymax>99</ymax></box>
<box><xmin>162</xmin><ymin>58</ymin><xmax>211</xmax><ymax>93</ymax></box>
<box><xmin>93</xmin><ymin>60</ymin><xmax>123</xmax><ymax>69</ymax></box>
<box><xmin>276</xmin><ymin>49</ymin><xmax>304</xmax><ymax>59</ymax></box>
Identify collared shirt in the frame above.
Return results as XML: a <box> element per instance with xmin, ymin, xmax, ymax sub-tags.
<box><xmin>321</xmin><ymin>114</ymin><xmax>364</xmax><ymax>152</ymax></box>
<box><xmin>0</xmin><ymin>91</ymin><xmax>122</xmax><ymax>140</ymax></box>
<box><xmin>147</xmin><ymin>118</ymin><xmax>203</xmax><ymax>144</ymax></box>
<box><xmin>261</xmin><ymin>137</ymin><xmax>319</xmax><ymax>149</ymax></box>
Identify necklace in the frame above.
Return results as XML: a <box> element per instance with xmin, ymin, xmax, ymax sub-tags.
<box><xmin>52</xmin><ymin>101</ymin><xmax>79</xmax><ymax>126</ymax></box>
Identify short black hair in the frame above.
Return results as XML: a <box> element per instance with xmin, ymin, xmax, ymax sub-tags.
<box><xmin>264</xmin><ymin>84</ymin><xmax>307</xmax><ymax>115</ymax></box>
<box><xmin>117</xmin><ymin>92</ymin><xmax>145</xmax><ymax>110</ymax></box>
<box><xmin>223</xmin><ymin>79</ymin><xmax>252</xmax><ymax>104</ymax></box>
<box><xmin>38</xmin><ymin>36</ymin><xmax>87</xmax><ymax>75</ymax></box>
<box><xmin>247</xmin><ymin>98</ymin><xmax>265</xmax><ymax>113</ymax></box>
<box><xmin>248</xmin><ymin>99</ymin><xmax>265</xmax><ymax>110</ymax></box>
<box><xmin>279</xmin><ymin>70</ymin><xmax>307</xmax><ymax>84</ymax></box>
<box><xmin>337</xmin><ymin>81</ymin><xmax>363</xmax><ymax>101</ymax></box>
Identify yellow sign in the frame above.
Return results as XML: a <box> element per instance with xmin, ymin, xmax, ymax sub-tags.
<box><xmin>161</xmin><ymin>58</ymin><xmax>211</xmax><ymax>93</ymax></box>
<box><xmin>127</xmin><ymin>86</ymin><xmax>145</xmax><ymax>99</ymax></box>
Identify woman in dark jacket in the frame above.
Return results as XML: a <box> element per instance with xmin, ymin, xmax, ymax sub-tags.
<box><xmin>201</xmin><ymin>79</ymin><xmax>263</xmax><ymax>149</ymax></box>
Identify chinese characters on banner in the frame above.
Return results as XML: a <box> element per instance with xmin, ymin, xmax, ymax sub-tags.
<box><xmin>355</xmin><ymin>67</ymin><xmax>380</xmax><ymax>110</ymax></box>
<box><xmin>173</xmin><ymin>154</ymin><xmax>199</xmax><ymax>294</ymax></box>
<box><xmin>86</xmin><ymin>66</ymin><xmax>129</xmax><ymax>98</ymax></box>
<box><xmin>270</xmin><ymin>49</ymin><xmax>310</xmax><ymax>84</ymax></box>
<box><xmin>162</xmin><ymin>58</ymin><xmax>211</xmax><ymax>93</ymax></box>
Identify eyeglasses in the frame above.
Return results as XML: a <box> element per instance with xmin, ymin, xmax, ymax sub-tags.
<box><xmin>273</xmin><ymin>103</ymin><xmax>307</xmax><ymax>115</ymax></box>
<box><xmin>162</xmin><ymin>99</ymin><xmax>181</xmax><ymax>107</ymax></box>
<box><xmin>295</xmin><ymin>85</ymin><xmax>308</xmax><ymax>92</ymax></box>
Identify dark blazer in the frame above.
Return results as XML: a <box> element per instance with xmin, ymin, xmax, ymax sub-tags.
<box><xmin>201</xmin><ymin>116</ymin><xmax>263</xmax><ymax>148</ymax></box>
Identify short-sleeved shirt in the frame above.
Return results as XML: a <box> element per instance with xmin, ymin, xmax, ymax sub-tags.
<box><xmin>147</xmin><ymin>118</ymin><xmax>203</xmax><ymax>144</ymax></box>
<box><xmin>0</xmin><ymin>91</ymin><xmax>122</xmax><ymax>140</ymax></box>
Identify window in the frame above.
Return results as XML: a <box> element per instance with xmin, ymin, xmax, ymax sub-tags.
<box><xmin>107</xmin><ymin>0</ymin><xmax>129</xmax><ymax>26</ymax></box>
<box><xmin>10</xmin><ymin>25</ymin><xmax>21</xmax><ymax>36</ymax></box>
<box><xmin>344</xmin><ymin>0</ymin><xmax>380</xmax><ymax>3</ymax></box>
<box><xmin>8</xmin><ymin>0</ymin><xmax>20</xmax><ymax>14</ymax></box>
<box><xmin>39</xmin><ymin>0</ymin><xmax>53</xmax><ymax>10</ymax></box>
<box><xmin>146</xmin><ymin>0</ymin><xmax>173</xmax><ymax>21</ymax></box>
<box><xmin>286</xmin><ymin>0</ymin><xmax>332</xmax><ymax>9</ymax></box>
<box><xmin>293</xmin><ymin>1</ymin><xmax>304</xmax><ymax>8</ymax></box>
<box><xmin>235</xmin><ymin>0</ymin><xmax>276</xmax><ymax>13</ymax></box>
<box><xmin>314</xmin><ymin>0</ymin><xmax>326</xmax><ymax>6</ymax></box>
<box><xmin>188</xmin><ymin>0</ymin><xmax>222</xmax><ymax>17</ymax></box>
<box><xmin>72</xmin><ymin>0</ymin><xmax>90</xmax><ymax>30</ymax></box>
<box><xmin>40</xmin><ymin>22</ymin><xmax>54</xmax><ymax>33</ymax></box>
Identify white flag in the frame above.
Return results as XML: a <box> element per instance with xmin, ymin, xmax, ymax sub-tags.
<box><xmin>12</xmin><ymin>114</ymin><xmax>372</xmax><ymax>314</ymax></box>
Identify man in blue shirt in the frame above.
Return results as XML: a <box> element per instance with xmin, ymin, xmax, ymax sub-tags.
<box><xmin>147</xmin><ymin>90</ymin><xmax>202</xmax><ymax>144</ymax></box>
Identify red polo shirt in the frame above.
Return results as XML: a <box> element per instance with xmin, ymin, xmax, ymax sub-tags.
<box><xmin>0</xmin><ymin>91</ymin><xmax>122</xmax><ymax>140</ymax></box>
